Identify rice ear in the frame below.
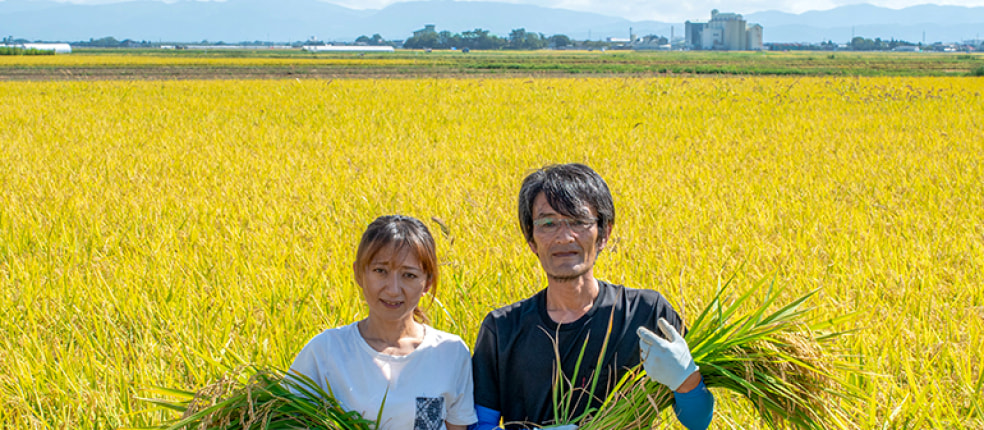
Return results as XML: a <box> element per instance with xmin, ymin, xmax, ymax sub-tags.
<box><xmin>580</xmin><ymin>274</ymin><xmax>859</xmax><ymax>430</ymax></box>
<box><xmin>143</xmin><ymin>365</ymin><xmax>379</xmax><ymax>430</ymax></box>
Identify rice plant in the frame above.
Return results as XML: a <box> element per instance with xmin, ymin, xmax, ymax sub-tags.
<box><xmin>140</xmin><ymin>365</ymin><xmax>378</xmax><ymax>430</ymax></box>
<box><xmin>1</xmin><ymin>76</ymin><xmax>982</xmax><ymax>428</ymax></box>
<box><xmin>579</xmin><ymin>274</ymin><xmax>858</xmax><ymax>429</ymax></box>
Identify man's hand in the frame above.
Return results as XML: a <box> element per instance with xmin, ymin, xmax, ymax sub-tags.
<box><xmin>540</xmin><ymin>425</ymin><xmax>578</xmax><ymax>430</ymax></box>
<box><xmin>637</xmin><ymin>318</ymin><xmax>700</xmax><ymax>392</ymax></box>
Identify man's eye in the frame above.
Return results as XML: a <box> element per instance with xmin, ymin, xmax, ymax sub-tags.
<box><xmin>542</xmin><ymin>220</ymin><xmax>556</xmax><ymax>227</ymax></box>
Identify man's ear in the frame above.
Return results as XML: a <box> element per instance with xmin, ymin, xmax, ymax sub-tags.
<box><xmin>597</xmin><ymin>224</ymin><xmax>614</xmax><ymax>251</ymax></box>
<box><xmin>527</xmin><ymin>240</ymin><xmax>538</xmax><ymax>254</ymax></box>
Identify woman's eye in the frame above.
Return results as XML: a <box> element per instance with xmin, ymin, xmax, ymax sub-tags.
<box><xmin>403</xmin><ymin>272</ymin><xmax>418</xmax><ymax>279</ymax></box>
<box><xmin>373</xmin><ymin>267</ymin><xmax>386</xmax><ymax>274</ymax></box>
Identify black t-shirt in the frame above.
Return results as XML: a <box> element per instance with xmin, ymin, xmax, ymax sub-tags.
<box><xmin>471</xmin><ymin>280</ymin><xmax>684</xmax><ymax>429</ymax></box>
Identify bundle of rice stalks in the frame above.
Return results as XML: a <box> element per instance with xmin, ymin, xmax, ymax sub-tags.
<box><xmin>141</xmin><ymin>365</ymin><xmax>378</xmax><ymax>430</ymax></box>
<box><xmin>579</xmin><ymin>275</ymin><xmax>858</xmax><ymax>430</ymax></box>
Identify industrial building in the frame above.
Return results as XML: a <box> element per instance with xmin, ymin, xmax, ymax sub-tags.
<box><xmin>685</xmin><ymin>10</ymin><xmax>763</xmax><ymax>51</ymax></box>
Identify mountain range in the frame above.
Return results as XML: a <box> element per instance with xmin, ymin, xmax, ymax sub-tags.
<box><xmin>1</xmin><ymin>0</ymin><xmax>982</xmax><ymax>44</ymax></box>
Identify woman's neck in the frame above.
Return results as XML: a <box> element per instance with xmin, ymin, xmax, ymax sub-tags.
<box><xmin>357</xmin><ymin>317</ymin><xmax>425</xmax><ymax>356</ymax></box>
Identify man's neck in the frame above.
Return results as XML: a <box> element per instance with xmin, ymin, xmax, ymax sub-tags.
<box><xmin>545</xmin><ymin>274</ymin><xmax>600</xmax><ymax>324</ymax></box>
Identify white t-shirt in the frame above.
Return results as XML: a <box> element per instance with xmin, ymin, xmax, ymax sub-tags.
<box><xmin>290</xmin><ymin>322</ymin><xmax>478</xmax><ymax>430</ymax></box>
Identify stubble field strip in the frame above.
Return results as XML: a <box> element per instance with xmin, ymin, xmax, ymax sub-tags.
<box><xmin>2</xmin><ymin>50</ymin><xmax>983</xmax><ymax>80</ymax></box>
<box><xmin>0</xmin><ymin>76</ymin><xmax>982</xmax><ymax>428</ymax></box>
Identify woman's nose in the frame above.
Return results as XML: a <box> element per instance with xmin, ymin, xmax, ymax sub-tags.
<box><xmin>384</xmin><ymin>273</ymin><xmax>402</xmax><ymax>292</ymax></box>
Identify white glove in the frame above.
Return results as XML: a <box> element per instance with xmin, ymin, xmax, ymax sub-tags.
<box><xmin>540</xmin><ymin>425</ymin><xmax>578</xmax><ymax>430</ymax></box>
<box><xmin>637</xmin><ymin>318</ymin><xmax>699</xmax><ymax>391</ymax></box>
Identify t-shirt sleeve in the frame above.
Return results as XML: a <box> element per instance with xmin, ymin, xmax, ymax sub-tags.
<box><xmin>286</xmin><ymin>336</ymin><xmax>327</xmax><ymax>395</ymax></box>
<box><xmin>446</xmin><ymin>340</ymin><xmax>479</xmax><ymax>425</ymax></box>
<box><xmin>471</xmin><ymin>314</ymin><xmax>500</xmax><ymax>411</ymax></box>
<box><xmin>647</xmin><ymin>292</ymin><xmax>686</xmax><ymax>338</ymax></box>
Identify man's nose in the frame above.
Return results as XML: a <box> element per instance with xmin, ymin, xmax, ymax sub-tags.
<box><xmin>555</xmin><ymin>221</ymin><xmax>577</xmax><ymax>241</ymax></box>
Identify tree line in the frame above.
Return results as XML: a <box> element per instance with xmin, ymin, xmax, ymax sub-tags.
<box><xmin>849</xmin><ymin>37</ymin><xmax>917</xmax><ymax>51</ymax></box>
<box><xmin>399</xmin><ymin>28</ymin><xmax>572</xmax><ymax>50</ymax></box>
<box><xmin>0</xmin><ymin>46</ymin><xmax>54</xmax><ymax>55</ymax></box>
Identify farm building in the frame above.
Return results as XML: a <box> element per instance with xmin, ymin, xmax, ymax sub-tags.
<box><xmin>21</xmin><ymin>43</ymin><xmax>72</xmax><ymax>53</ymax></box>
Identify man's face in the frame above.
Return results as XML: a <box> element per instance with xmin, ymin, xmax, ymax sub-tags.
<box><xmin>527</xmin><ymin>192</ymin><xmax>609</xmax><ymax>282</ymax></box>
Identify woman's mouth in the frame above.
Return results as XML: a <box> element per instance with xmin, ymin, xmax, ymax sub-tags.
<box><xmin>380</xmin><ymin>299</ymin><xmax>403</xmax><ymax>309</ymax></box>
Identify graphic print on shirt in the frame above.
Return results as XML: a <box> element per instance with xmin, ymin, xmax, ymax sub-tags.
<box><xmin>414</xmin><ymin>396</ymin><xmax>445</xmax><ymax>430</ymax></box>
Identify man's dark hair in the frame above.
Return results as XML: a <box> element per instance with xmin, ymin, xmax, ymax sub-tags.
<box><xmin>518</xmin><ymin>163</ymin><xmax>615</xmax><ymax>244</ymax></box>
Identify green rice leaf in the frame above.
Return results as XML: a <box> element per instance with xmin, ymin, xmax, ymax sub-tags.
<box><xmin>142</xmin><ymin>365</ymin><xmax>379</xmax><ymax>430</ymax></box>
<box><xmin>579</xmin><ymin>274</ymin><xmax>859</xmax><ymax>430</ymax></box>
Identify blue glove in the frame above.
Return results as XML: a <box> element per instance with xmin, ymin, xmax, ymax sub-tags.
<box><xmin>540</xmin><ymin>425</ymin><xmax>578</xmax><ymax>430</ymax></box>
<box><xmin>637</xmin><ymin>318</ymin><xmax>699</xmax><ymax>391</ymax></box>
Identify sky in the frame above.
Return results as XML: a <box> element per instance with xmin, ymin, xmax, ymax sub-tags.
<box><xmin>42</xmin><ymin>0</ymin><xmax>984</xmax><ymax>21</ymax></box>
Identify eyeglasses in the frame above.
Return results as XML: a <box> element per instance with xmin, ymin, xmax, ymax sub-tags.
<box><xmin>532</xmin><ymin>217</ymin><xmax>598</xmax><ymax>235</ymax></box>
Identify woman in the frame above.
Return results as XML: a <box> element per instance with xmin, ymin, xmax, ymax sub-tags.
<box><xmin>290</xmin><ymin>215</ymin><xmax>477</xmax><ymax>430</ymax></box>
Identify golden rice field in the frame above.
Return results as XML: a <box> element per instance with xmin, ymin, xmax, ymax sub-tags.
<box><xmin>0</xmin><ymin>54</ymin><xmax>428</xmax><ymax>67</ymax></box>
<box><xmin>1</xmin><ymin>76</ymin><xmax>982</xmax><ymax>429</ymax></box>
<box><xmin>5</xmin><ymin>51</ymin><xmax>983</xmax><ymax>79</ymax></box>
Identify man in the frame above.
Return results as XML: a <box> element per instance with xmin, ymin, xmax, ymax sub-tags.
<box><xmin>470</xmin><ymin>164</ymin><xmax>714</xmax><ymax>430</ymax></box>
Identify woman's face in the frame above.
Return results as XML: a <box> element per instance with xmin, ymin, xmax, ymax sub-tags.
<box><xmin>358</xmin><ymin>244</ymin><xmax>431</xmax><ymax>323</ymax></box>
